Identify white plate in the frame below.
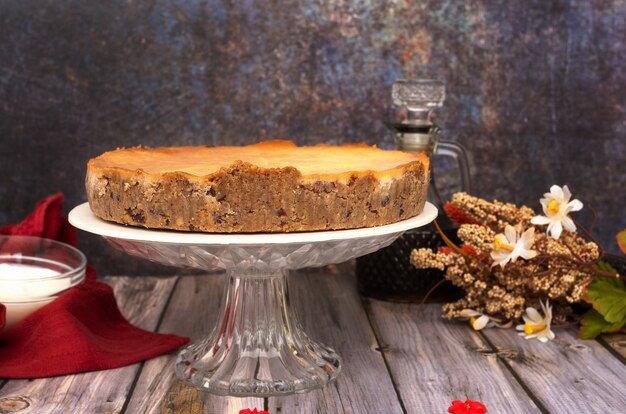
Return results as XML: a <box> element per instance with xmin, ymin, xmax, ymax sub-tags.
<box><xmin>69</xmin><ymin>201</ymin><xmax>438</xmax><ymax>245</ymax></box>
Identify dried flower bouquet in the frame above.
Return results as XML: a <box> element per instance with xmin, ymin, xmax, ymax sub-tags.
<box><xmin>411</xmin><ymin>186</ymin><xmax>625</xmax><ymax>340</ymax></box>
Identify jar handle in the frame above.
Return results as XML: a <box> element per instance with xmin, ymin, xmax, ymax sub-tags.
<box><xmin>430</xmin><ymin>141</ymin><xmax>471</xmax><ymax>205</ymax></box>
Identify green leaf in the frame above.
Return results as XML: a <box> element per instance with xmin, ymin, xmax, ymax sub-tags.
<box><xmin>597</xmin><ymin>261</ymin><xmax>618</xmax><ymax>274</ymax></box>
<box><xmin>579</xmin><ymin>309</ymin><xmax>624</xmax><ymax>339</ymax></box>
<box><xmin>618</xmin><ymin>229</ymin><xmax>626</xmax><ymax>254</ymax></box>
<box><xmin>583</xmin><ymin>277</ymin><xmax>626</xmax><ymax>323</ymax></box>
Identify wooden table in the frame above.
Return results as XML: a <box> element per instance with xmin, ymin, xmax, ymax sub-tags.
<box><xmin>1</xmin><ymin>263</ymin><xmax>625</xmax><ymax>413</ymax></box>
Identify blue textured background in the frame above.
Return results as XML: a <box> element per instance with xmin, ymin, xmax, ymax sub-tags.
<box><xmin>1</xmin><ymin>0</ymin><xmax>624</xmax><ymax>274</ymax></box>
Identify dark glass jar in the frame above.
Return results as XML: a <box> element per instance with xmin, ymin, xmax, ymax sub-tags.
<box><xmin>356</xmin><ymin>79</ymin><xmax>470</xmax><ymax>302</ymax></box>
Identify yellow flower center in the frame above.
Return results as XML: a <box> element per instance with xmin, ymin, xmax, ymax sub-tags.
<box><xmin>469</xmin><ymin>316</ymin><xmax>477</xmax><ymax>326</ymax></box>
<box><xmin>524</xmin><ymin>322</ymin><xmax>546</xmax><ymax>335</ymax></box>
<box><xmin>494</xmin><ymin>236</ymin><xmax>514</xmax><ymax>252</ymax></box>
<box><xmin>547</xmin><ymin>199</ymin><xmax>560</xmax><ymax>214</ymax></box>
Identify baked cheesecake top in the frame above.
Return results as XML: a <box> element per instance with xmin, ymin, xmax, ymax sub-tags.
<box><xmin>88</xmin><ymin>140</ymin><xmax>428</xmax><ymax>181</ymax></box>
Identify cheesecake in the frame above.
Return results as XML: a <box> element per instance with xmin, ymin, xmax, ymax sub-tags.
<box><xmin>86</xmin><ymin>140</ymin><xmax>430</xmax><ymax>233</ymax></box>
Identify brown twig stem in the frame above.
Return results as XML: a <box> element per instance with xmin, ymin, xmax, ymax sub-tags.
<box><xmin>420</xmin><ymin>278</ymin><xmax>447</xmax><ymax>305</ymax></box>
<box><xmin>433</xmin><ymin>219</ymin><xmax>466</xmax><ymax>256</ymax></box>
<box><xmin>587</xmin><ymin>203</ymin><xmax>598</xmax><ymax>235</ymax></box>
<box><xmin>572</xmin><ymin>216</ymin><xmax>604</xmax><ymax>254</ymax></box>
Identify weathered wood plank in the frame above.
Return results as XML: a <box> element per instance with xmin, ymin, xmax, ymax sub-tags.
<box><xmin>599</xmin><ymin>333</ymin><xmax>626</xmax><ymax>360</ymax></box>
<box><xmin>269</xmin><ymin>266</ymin><xmax>404</xmax><ymax>414</ymax></box>
<box><xmin>125</xmin><ymin>274</ymin><xmax>263</xmax><ymax>414</ymax></box>
<box><xmin>482</xmin><ymin>325</ymin><xmax>626</xmax><ymax>412</ymax></box>
<box><xmin>0</xmin><ymin>276</ymin><xmax>177</xmax><ymax>414</ymax></box>
<box><xmin>367</xmin><ymin>301</ymin><xmax>541</xmax><ymax>413</ymax></box>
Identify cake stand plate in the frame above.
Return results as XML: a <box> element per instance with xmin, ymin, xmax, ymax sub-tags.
<box><xmin>69</xmin><ymin>202</ymin><xmax>437</xmax><ymax>397</ymax></box>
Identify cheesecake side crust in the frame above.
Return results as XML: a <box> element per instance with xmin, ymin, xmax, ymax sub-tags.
<box><xmin>86</xmin><ymin>159</ymin><xmax>429</xmax><ymax>233</ymax></box>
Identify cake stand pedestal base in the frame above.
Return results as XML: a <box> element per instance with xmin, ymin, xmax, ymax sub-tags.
<box><xmin>175</xmin><ymin>269</ymin><xmax>341</xmax><ymax>397</ymax></box>
<box><xmin>68</xmin><ymin>201</ymin><xmax>437</xmax><ymax>397</ymax></box>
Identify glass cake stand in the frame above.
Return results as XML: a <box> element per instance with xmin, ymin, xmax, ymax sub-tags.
<box><xmin>68</xmin><ymin>202</ymin><xmax>437</xmax><ymax>397</ymax></box>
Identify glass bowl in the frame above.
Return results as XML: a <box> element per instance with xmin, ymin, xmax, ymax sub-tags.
<box><xmin>0</xmin><ymin>235</ymin><xmax>87</xmax><ymax>330</ymax></box>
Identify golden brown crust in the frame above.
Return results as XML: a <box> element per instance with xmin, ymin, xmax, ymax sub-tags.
<box><xmin>86</xmin><ymin>141</ymin><xmax>430</xmax><ymax>233</ymax></box>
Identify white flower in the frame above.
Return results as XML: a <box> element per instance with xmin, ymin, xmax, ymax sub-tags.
<box><xmin>459</xmin><ymin>309</ymin><xmax>511</xmax><ymax>330</ymax></box>
<box><xmin>490</xmin><ymin>224</ymin><xmax>538</xmax><ymax>268</ymax></box>
<box><xmin>516</xmin><ymin>300</ymin><xmax>555</xmax><ymax>343</ymax></box>
<box><xmin>530</xmin><ymin>185</ymin><xmax>583</xmax><ymax>239</ymax></box>
<box><xmin>459</xmin><ymin>309</ymin><xmax>495</xmax><ymax>330</ymax></box>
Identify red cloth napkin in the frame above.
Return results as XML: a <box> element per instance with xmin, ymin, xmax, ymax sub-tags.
<box><xmin>0</xmin><ymin>193</ymin><xmax>189</xmax><ymax>378</ymax></box>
